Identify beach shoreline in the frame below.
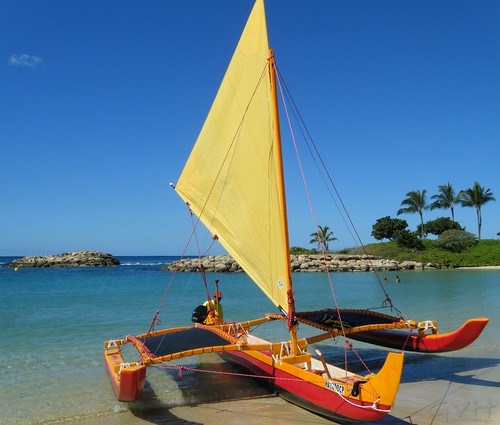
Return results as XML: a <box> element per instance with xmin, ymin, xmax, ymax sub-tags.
<box><xmin>77</xmin><ymin>366</ymin><xmax>500</xmax><ymax>425</ymax></box>
<box><xmin>457</xmin><ymin>265</ymin><xmax>500</xmax><ymax>270</ymax></box>
<box><xmin>78</xmin><ymin>347</ymin><xmax>500</xmax><ymax>425</ymax></box>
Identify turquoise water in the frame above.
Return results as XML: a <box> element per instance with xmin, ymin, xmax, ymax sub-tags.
<box><xmin>1</xmin><ymin>257</ymin><xmax>498</xmax><ymax>424</ymax></box>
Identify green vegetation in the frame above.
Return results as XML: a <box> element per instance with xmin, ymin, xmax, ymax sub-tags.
<box><xmin>434</xmin><ymin>229</ymin><xmax>477</xmax><ymax>252</ymax></box>
<box><xmin>393</xmin><ymin>229</ymin><xmax>424</xmax><ymax>250</ymax></box>
<box><xmin>371</xmin><ymin>216</ymin><xmax>408</xmax><ymax>241</ymax></box>
<box><xmin>397</xmin><ymin>189</ymin><xmax>428</xmax><ymax>238</ymax></box>
<box><xmin>290</xmin><ymin>246</ymin><xmax>318</xmax><ymax>255</ymax></box>
<box><xmin>458</xmin><ymin>182</ymin><xmax>496</xmax><ymax>240</ymax></box>
<box><xmin>417</xmin><ymin>217</ymin><xmax>463</xmax><ymax>237</ymax></box>
<box><xmin>359</xmin><ymin>181</ymin><xmax>497</xmax><ymax>266</ymax></box>
<box><xmin>396</xmin><ymin>181</ymin><xmax>495</xmax><ymax>240</ymax></box>
<box><xmin>309</xmin><ymin>225</ymin><xmax>337</xmax><ymax>252</ymax></box>
<box><xmin>305</xmin><ymin>181</ymin><xmax>497</xmax><ymax>267</ymax></box>
<box><xmin>345</xmin><ymin>239</ymin><xmax>500</xmax><ymax>267</ymax></box>
<box><xmin>428</xmin><ymin>182</ymin><xmax>462</xmax><ymax>222</ymax></box>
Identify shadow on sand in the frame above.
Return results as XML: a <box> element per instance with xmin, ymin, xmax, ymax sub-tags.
<box><xmin>128</xmin><ymin>357</ymin><xmax>274</xmax><ymax>424</ymax></box>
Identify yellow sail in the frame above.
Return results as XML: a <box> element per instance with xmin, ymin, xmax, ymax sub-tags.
<box><xmin>175</xmin><ymin>0</ymin><xmax>290</xmax><ymax>312</ymax></box>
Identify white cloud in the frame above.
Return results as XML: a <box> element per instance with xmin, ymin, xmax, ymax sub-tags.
<box><xmin>8</xmin><ymin>54</ymin><xmax>43</xmax><ymax>68</ymax></box>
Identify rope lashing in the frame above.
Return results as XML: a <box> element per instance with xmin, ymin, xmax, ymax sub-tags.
<box><xmin>286</xmin><ymin>288</ymin><xmax>296</xmax><ymax>330</ymax></box>
<box><xmin>418</xmin><ymin>320</ymin><xmax>437</xmax><ymax>333</ymax></box>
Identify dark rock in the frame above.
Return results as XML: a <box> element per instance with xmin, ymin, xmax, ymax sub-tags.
<box><xmin>3</xmin><ymin>250</ymin><xmax>120</xmax><ymax>268</ymax></box>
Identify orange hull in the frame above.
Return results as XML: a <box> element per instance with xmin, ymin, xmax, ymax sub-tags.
<box><xmin>104</xmin><ymin>347</ymin><xmax>146</xmax><ymax>402</ymax></box>
<box><xmin>350</xmin><ymin>318</ymin><xmax>489</xmax><ymax>353</ymax></box>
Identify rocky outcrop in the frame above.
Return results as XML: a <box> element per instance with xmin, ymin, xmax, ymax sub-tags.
<box><xmin>163</xmin><ymin>254</ymin><xmax>436</xmax><ymax>273</ymax></box>
<box><xmin>164</xmin><ymin>255</ymin><xmax>243</xmax><ymax>273</ymax></box>
<box><xmin>3</xmin><ymin>251</ymin><xmax>120</xmax><ymax>268</ymax></box>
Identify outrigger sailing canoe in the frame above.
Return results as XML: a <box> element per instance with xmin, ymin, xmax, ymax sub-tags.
<box><xmin>104</xmin><ymin>1</ymin><xmax>404</xmax><ymax>422</ymax></box>
<box><xmin>104</xmin><ymin>0</ymin><xmax>486</xmax><ymax>422</ymax></box>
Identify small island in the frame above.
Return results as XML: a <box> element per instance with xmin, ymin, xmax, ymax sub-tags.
<box><xmin>3</xmin><ymin>251</ymin><xmax>120</xmax><ymax>268</ymax></box>
<box><xmin>164</xmin><ymin>237</ymin><xmax>500</xmax><ymax>272</ymax></box>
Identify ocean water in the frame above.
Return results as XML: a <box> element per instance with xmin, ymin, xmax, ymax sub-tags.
<box><xmin>1</xmin><ymin>257</ymin><xmax>498</xmax><ymax>424</ymax></box>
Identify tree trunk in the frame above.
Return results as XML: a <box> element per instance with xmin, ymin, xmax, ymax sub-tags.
<box><xmin>476</xmin><ymin>207</ymin><xmax>482</xmax><ymax>240</ymax></box>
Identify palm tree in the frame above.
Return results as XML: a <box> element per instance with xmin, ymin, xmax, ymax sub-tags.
<box><xmin>459</xmin><ymin>182</ymin><xmax>495</xmax><ymax>240</ymax></box>
<box><xmin>429</xmin><ymin>183</ymin><xmax>463</xmax><ymax>221</ymax></box>
<box><xmin>310</xmin><ymin>225</ymin><xmax>337</xmax><ymax>252</ymax></box>
<box><xmin>397</xmin><ymin>189</ymin><xmax>428</xmax><ymax>238</ymax></box>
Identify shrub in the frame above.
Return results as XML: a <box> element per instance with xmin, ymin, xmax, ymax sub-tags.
<box><xmin>290</xmin><ymin>246</ymin><xmax>317</xmax><ymax>255</ymax></box>
<box><xmin>418</xmin><ymin>217</ymin><xmax>463</xmax><ymax>237</ymax></box>
<box><xmin>435</xmin><ymin>229</ymin><xmax>477</xmax><ymax>252</ymax></box>
<box><xmin>371</xmin><ymin>216</ymin><xmax>408</xmax><ymax>241</ymax></box>
<box><xmin>394</xmin><ymin>230</ymin><xmax>424</xmax><ymax>250</ymax></box>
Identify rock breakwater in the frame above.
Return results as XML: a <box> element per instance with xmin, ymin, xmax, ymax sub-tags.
<box><xmin>164</xmin><ymin>254</ymin><xmax>442</xmax><ymax>273</ymax></box>
<box><xmin>4</xmin><ymin>251</ymin><xmax>120</xmax><ymax>268</ymax></box>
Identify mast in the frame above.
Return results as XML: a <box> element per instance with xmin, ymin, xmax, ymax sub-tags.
<box><xmin>268</xmin><ymin>49</ymin><xmax>298</xmax><ymax>355</ymax></box>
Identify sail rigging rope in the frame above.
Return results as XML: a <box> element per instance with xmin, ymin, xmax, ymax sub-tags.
<box><xmin>276</xmin><ymin>65</ymin><xmax>364</xmax><ymax>375</ymax></box>
<box><xmin>187</xmin><ymin>206</ymin><xmax>213</xmax><ymax>303</ymax></box>
<box><xmin>155</xmin><ymin>362</ymin><xmax>323</xmax><ymax>383</ymax></box>
<box><xmin>274</xmin><ymin>67</ymin><xmax>406</xmax><ymax>318</ymax></box>
<box><xmin>146</xmin><ymin>203</ymin><xmax>207</xmax><ymax>336</ymax></box>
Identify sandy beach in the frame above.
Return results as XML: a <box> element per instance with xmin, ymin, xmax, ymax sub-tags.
<box><xmin>80</xmin><ymin>350</ymin><xmax>500</xmax><ymax>425</ymax></box>
<box><xmin>457</xmin><ymin>266</ymin><xmax>500</xmax><ymax>270</ymax></box>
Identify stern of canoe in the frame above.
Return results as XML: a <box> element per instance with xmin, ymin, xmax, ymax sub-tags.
<box><xmin>104</xmin><ymin>346</ymin><xmax>146</xmax><ymax>402</ymax></box>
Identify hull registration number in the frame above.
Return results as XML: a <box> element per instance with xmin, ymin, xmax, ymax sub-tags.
<box><xmin>325</xmin><ymin>381</ymin><xmax>345</xmax><ymax>395</ymax></box>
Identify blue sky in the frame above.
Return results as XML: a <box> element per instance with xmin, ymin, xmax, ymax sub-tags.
<box><xmin>2</xmin><ymin>1</ymin><xmax>499</xmax><ymax>256</ymax></box>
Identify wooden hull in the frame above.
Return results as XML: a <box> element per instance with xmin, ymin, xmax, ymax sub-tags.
<box><xmin>104</xmin><ymin>347</ymin><xmax>146</xmax><ymax>402</ymax></box>
<box><xmin>350</xmin><ymin>318</ymin><xmax>489</xmax><ymax>353</ymax></box>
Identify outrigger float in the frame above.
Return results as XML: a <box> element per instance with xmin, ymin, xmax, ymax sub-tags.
<box><xmin>296</xmin><ymin>309</ymin><xmax>489</xmax><ymax>353</ymax></box>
